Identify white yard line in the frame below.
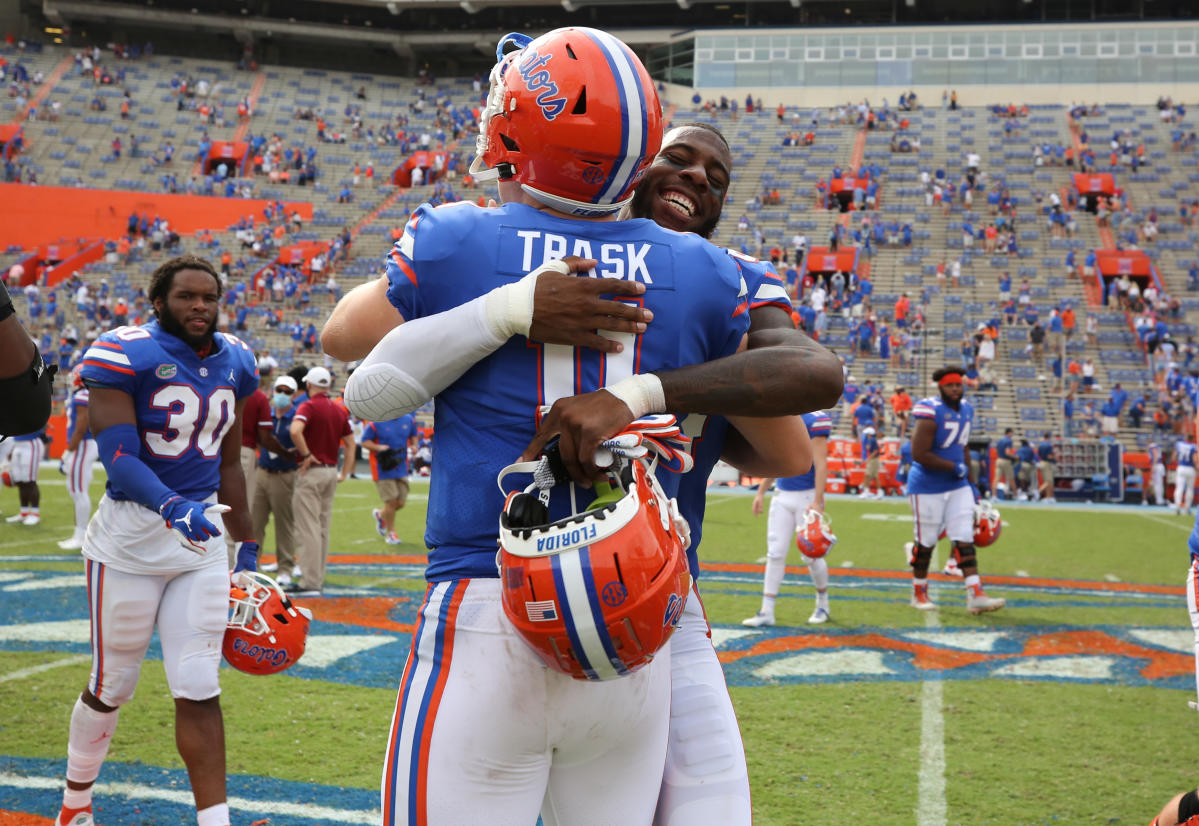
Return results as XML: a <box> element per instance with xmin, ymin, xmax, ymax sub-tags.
<box><xmin>0</xmin><ymin>654</ymin><xmax>89</xmax><ymax>684</ymax></box>
<box><xmin>0</xmin><ymin>771</ymin><xmax>380</xmax><ymax>823</ymax></box>
<box><xmin>916</xmin><ymin>568</ymin><xmax>947</xmax><ymax>826</ymax></box>
<box><xmin>1138</xmin><ymin>511</ymin><xmax>1194</xmax><ymax>534</ymax></box>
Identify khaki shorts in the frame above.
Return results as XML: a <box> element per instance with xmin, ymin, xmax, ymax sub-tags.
<box><xmin>377</xmin><ymin>476</ymin><xmax>410</xmax><ymax>505</ymax></box>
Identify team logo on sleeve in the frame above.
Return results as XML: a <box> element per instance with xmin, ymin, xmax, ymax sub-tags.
<box><xmin>156</xmin><ymin>364</ymin><xmax>177</xmax><ymax>380</ymax></box>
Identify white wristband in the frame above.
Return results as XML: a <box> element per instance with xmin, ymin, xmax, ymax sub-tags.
<box><xmin>605</xmin><ymin>373</ymin><xmax>666</xmax><ymax>419</ymax></box>
<box><xmin>485</xmin><ymin>258</ymin><xmax>571</xmax><ymax>339</ymax></box>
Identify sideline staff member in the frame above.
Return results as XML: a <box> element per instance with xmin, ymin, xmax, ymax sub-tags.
<box><xmin>0</xmin><ymin>278</ymin><xmax>56</xmax><ymax>437</ymax></box>
<box><xmin>287</xmin><ymin>366</ymin><xmax>354</xmax><ymax>596</ymax></box>
<box><xmin>252</xmin><ymin>375</ymin><xmax>301</xmax><ymax>586</ymax></box>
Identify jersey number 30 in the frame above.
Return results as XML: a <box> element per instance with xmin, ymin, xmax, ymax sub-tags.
<box><xmin>146</xmin><ymin>385</ymin><xmax>236</xmax><ymax>458</ymax></box>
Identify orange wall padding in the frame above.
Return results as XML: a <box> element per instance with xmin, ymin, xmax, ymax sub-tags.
<box><xmin>0</xmin><ymin>183</ymin><xmax>315</xmax><ymax>249</ymax></box>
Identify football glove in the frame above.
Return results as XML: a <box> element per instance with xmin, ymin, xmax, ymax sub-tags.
<box><xmin>233</xmin><ymin>540</ymin><xmax>259</xmax><ymax>573</ymax></box>
<box><xmin>158</xmin><ymin>495</ymin><xmax>229</xmax><ymax>554</ymax></box>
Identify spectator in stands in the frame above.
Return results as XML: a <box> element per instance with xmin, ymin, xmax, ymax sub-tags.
<box><xmin>1027</xmin><ymin>321</ymin><xmax>1045</xmax><ymax>363</ymax></box>
<box><xmin>1061</xmin><ymin>390</ymin><xmax>1076</xmax><ymax>437</ymax></box>
<box><xmin>859</xmin><ymin>427</ymin><xmax>882</xmax><ymax>499</ymax></box>
<box><xmin>1100</xmin><ymin>393</ymin><xmax>1121</xmax><ymax>437</ymax></box>
<box><xmin>889</xmin><ymin>386</ymin><xmax>912</xmax><ymax>438</ymax></box>
<box><xmin>851</xmin><ymin>393</ymin><xmax>875</xmax><ymax>439</ymax></box>
<box><xmin>1129</xmin><ymin>393</ymin><xmax>1146</xmax><ymax>429</ymax></box>
<box><xmin>1081</xmin><ymin>357</ymin><xmax>1096</xmax><ymax>392</ymax></box>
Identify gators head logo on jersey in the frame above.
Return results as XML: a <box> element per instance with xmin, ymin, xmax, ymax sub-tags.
<box><xmin>156</xmin><ymin>364</ymin><xmax>177</xmax><ymax>380</ymax></box>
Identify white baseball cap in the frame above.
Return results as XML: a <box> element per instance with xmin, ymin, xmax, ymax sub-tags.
<box><xmin>274</xmin><ymin>375</ymin><xmax>298</xmax><ymax>392</ymax></box>
<box><xmin>303</xmin><ymin>366</ymin><xmax>332</xmax><ymax>388</ymax></box>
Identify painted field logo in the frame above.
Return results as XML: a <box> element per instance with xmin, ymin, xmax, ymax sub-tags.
<box><xmin>517</xmin><ymin>50</ymin><xmax>567</xmax><ymax>121</ymax></box>
<box><xmin>601</xmin><ymin>581</ymin><xmax>627</xmax><ymax>607</ymax></box>
<box><xmin>156</xmin><ymin>363</ymin><xmax>177</xmax><ymax>379</ymax></box>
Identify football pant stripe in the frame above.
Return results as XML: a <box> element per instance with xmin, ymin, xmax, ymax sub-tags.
<box><xmin>584</xmin><ymin>29</ymin><xmax>647</xmax><ymax>207</ymax></box>
<box><xmin>86</xmin><ymin>560</ymin><xmax>106</xmax><ymax>701</ymax></box>
<box><xmin>382</xmin><ymin>582</ymin><xmax>440</xmax><ymax>824</ymax></box>
<box><xmin>910</xmin><ymin>494</ymin><xmax>923</xmax><ymax>546</ymax></box>
<box><xmin>413</xmin><ymin>580</ymin><xmax>464</xmax><ymax>824</ymax></box>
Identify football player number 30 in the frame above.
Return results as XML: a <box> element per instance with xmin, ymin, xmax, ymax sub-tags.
<box><xmin>146</xmin><ymin>385</ymin><xmax>236</xmax><ymax>458</ymax></box>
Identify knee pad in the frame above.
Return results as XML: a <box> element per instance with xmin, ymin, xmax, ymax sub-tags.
<box><xmin>170</xmin><ymin>647</ymin><xmax>222</xmax><ymax>700</ymax></box>
<box><xmin>911</xmin><ymin>544</ymin><xmax>934</xmax><ymax>569</ymax></box>
<box><xmin>954</xmin><ymin>542</ymin><xmax>977</xmax><ymax>569</ymax></box>
<box><xmin>664</xmin><ymin>682</ymin><xmax>744</xmax><ymax>783</ymax></box>
<box><xmin>94</xmin><ymin>662</ymin><xmax>141</xmax><ymax>708</ymax></box>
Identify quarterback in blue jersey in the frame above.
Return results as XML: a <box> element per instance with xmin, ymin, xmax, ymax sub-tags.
<box><xmin>325</xmin><ymin>118</ymin><xmax>838</xmax><ymax>826</ymax></box>
<box><xmin>906</xmin><ymin>366</ymin><xmax>1004</xmax><ymax>614</ymax></box>
<box><xmin>335</xmin><ymin>29</ymin><xmax>820</xmax><ymax>826</ymax></box>
<box><xmin>743</xmin><ymin>410</ymin><xmax>834</xmax><ymax>627</ymax></box>
<box><xmin>56</xmin><ymin>256</ymin><xmax>260</xmax><ymax>826</ymax></box>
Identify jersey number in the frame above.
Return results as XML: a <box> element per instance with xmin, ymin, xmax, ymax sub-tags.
<box><xmin>539</xmin><ymin>316</ymin><xmax>642</xmax><ymax>405</ymax></box>
<box><xmin>145</xmin><ymin>385</ymin><xmax>236</xmax><ymax>459</ymax></box>
<box><xmin>939</xmin><ymin>420</ymin><xmax>971</xmax><ymax>450</ymax></box>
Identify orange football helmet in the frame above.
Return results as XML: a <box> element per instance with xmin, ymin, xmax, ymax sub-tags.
<box><xmin>223</xmin><ymin>571</ymin><xmax>312</xmax><ymax>675</ymax></box>
<box><xmin>498</xmin><ymin>455</ymin><xmax>691</xmax><ymax>682</ymax></box>
<box><xmin>471</xmin><ymin>27</ymin><xmax>662</xmax><ymax>217</ymax></box>
<box><xmin>796</xmin><ymin>509</ymin><xmax>837</xmax><ymax>559</ymax></box>
<box><xmin>973</xmin><ymin>501</ymin><xmax>1003</xmax><ymax>547</ymax></box>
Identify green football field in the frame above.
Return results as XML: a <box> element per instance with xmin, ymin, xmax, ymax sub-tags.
<box><xmin>2</xmin><ymin>472</ymin><xmax>1198</xmax><ymax>825</ymax></box>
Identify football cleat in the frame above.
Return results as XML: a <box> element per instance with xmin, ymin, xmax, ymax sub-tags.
<box><xmin>5</xmin><ymin>512</ymin><xmax>26</xmax><ymax>523</ymax></box>
<box><xmin>372</xmin><ymin>508</ymin><xmax>387</xmax><ymax>538</ymax></box>
<box><xmin>973</xmin><ymin>501</ymin><xmax>1003</xmax><ymax>547</ymax></box>
<box><xmin>807</xmin><ymin>607</ymin><xmax>831</xmax><ymax>625</ymax></box>
<box><xmin>943</xmin><ymin>556</ymin><xmax>963</xmax><ymax>577</ymax></box>
<box><xmin>57</xmin><ymin>809</ymin><xmax>95</xmax><ymax>826</ymax></box>
<box><xmin>21</xmin><ymin>514</ymin><xmax>39</xmax><ymax>526</ymax></box>
<box><xmin>57</xmin><ymin>536</ymin><xmax>83</xmax><ymax>550</ymax></box>
<box><xmin>498</xmin><ymin>447</ymin><xmax>690</xmax><ymax>681</ymax></box>
<box><xmin>742</xmin><ymin>611</ymin><xmax>776</xmax><ymax>627</ymax></box>
<box><xmin>384</xmin><ymin>533</ymin><xmax>403</xmax><ymax>545</ymax></box>
<box><xmin>966</xmin><ymin>591</ymin><xmax>1006</xmax><ymax>615</ymax></box>
<box><xmin>224</xmin><ymin>571</ymin><xmax>313</xmax><ymax>675</ymax></box>
<box><xmin>910</xmin><ymin>584</ymin><xmax>937</xmax><ymax>611</ymax></box>
<box><xmin>260</xmin><ymin>562</ymin><xmax>279</xmax><ymax>572</ymax></box>
<box><xmin>471</xmin><ymin>27</ymin><xmax>661</xmax><ymax>217</ymax></box>
<box><xmin>796</xmin><ymin>509</ymin><xmax>836</xmax><ymax>559</ymax></box>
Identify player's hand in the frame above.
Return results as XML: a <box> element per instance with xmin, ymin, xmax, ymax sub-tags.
<box><xmin>751</xmin><ymin>494</ymin><xmax>765</xmax><ymax>516</ymax></box>
<box><xmin>233</xmin><ymin>540</ymin><xmax>259</xmax><ymax>573</ymax></box>
<box><xmin>528</xmin><ymin>257</ymin><xmax>653</xmax><ymax>354</ymax></box>
<box><xmin>518</xmin><ymin>390</ymin><xmax>636</xmax><ymax>486</ymax></box>
<box><xmin>59</xmin><ymin>450</ymin><xmax>73</xmax><ymax>475</ymax></box>
<box><xmin>953</xmin><ymin>462</ymin><xmax>968</xmax><ymax>479</ymax></box>
<box><xmin>158</xmin><ymin>497</ymin><xmax>229</xmax><ymax>554</ymax></box>
<box><xmin>811</xmin><ymin>498</ymin><xmax>826</xmax><ymax>514</ymax></box>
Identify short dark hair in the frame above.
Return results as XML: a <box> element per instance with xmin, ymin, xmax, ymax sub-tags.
<box><xmin>147</xmin><ymin>255</ymin><xmax>222</xmax><ymax>318</ymax></box>
<box><xmin>932</xmin><ymin>366</ymin><xmax>965</xmax><ymax>383</ymax></box>
<box><xmin>675</xmin><ymin>121</ymin><xmax>730</xmax><ymax>152</ymax></box>
<box><xmin>1004</xmin><ymin>428</ymin><xmax>1014</xmax><ymax>435</ymax></box>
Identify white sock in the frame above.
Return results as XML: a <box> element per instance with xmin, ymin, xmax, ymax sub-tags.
<box><xmin>61</xmin><ymin>786</ymin><xmax>92</xmax><ymax>811</ymax></box>
<box><xmin>762</xmin><ymin>555</ymin><xmax>787</xmax><ymax>612</ymax></box>
<box><xmin>964</xmin><ymin>573</ymin><xmax>982</xmax><ymax>594</ymax></box>
<box><xmin>196</xmin><ymin>802</ymin><xmax>230</xmax><ymax>826</ymax></box>
<box><xmin>72</xmin><ymin>493</ymin><xmax>91</xmax><ymax>538</ymax></box>
<box><xmin>65</xmin><ymin>698</ymin><xmax>119</xmax><ymax>786</ymax></box>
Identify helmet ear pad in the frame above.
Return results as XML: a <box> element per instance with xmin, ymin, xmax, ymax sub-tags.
<box><xmin>505</xmin><ymin>493</ymin><xmax>549</xmax><ymax>530</ymax></box>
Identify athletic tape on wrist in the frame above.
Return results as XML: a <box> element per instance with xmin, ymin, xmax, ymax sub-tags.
<box><xmin>605</xmin><ymin>373</ymin><xmax>666</xmax><ymax>419</ymax></box>
<box><xmin>487</xmin><ymin>258</ymin><xmax>570</xmax><ymax>339</ymax></box>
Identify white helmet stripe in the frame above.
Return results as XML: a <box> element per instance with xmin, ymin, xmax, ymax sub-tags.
<box><xmin>553</xmin><ymin>548</ymin><xmax>623</xmax><ymax>681</ymax></box>
<box><xmin>584</xmin><ymin>28</ymin><xmax>649</xmax><ymax>206</ymax></box>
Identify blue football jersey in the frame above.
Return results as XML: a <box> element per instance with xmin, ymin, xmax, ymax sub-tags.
<box><xmin>906</xmin><ymin>396</ymin><xmax>973</xmax><ymax>494</ymax></box>
<box><xmin>1177</xmin><ymin>440</ymin><xmax>1197</xmax><ymax>468</ymax></box>
<box><xmin>80</xmin><ymin>320</ymin><xmax>259</xmax><ymax>501</ymax></box>
<box><xmin>66</xmin><ymin>388</ymin><xmax>93</xmax><ymax>442</ymax></box>
<box><xmin>385</xmin><ymin>201</ymin><xmax>749</xmax><ymax>581</ymax></box>
<box><xmin>673</xmin><ymin>252</ymin><xmax>793</xmax><ymax>578</ymax></box>
<box><xmin>776</xmin><ymin>411</ymin><xmax>832</xmax><ymax>492</ymax></box>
